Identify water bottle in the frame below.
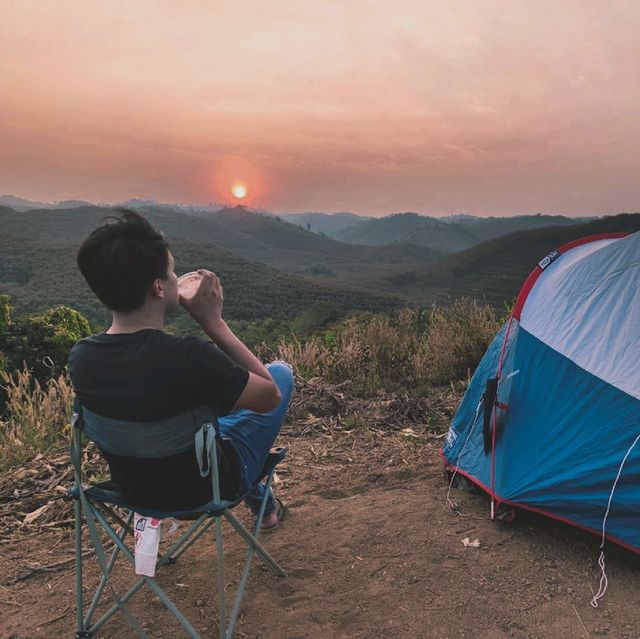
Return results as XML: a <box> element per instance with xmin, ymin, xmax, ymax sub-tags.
<box><xmin>134</xmin><ymin>513</ymin><xmax>162</xmax><ymax>577</ymax></box>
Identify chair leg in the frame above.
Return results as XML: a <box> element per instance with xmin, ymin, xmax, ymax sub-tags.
<box><xmin>83</xmin><ymin>502</ymin><xmax>149</xmax><ymax>638</ymax></box>
<box><xmin>74</xmin><ymin>499</ymin><xmax>87</xmax><ymax>638</ymax></box>
<box><xmin>214</xmin><ymin>515</ymin><xmax>226</xmax><ymax>639</ymax></box>
<box><xmin>89</xmin><ymin>579</ymin><xmax>145</xmax><ymax>636</ymax></box>
<box><xmin>157</xmin><ymin>514</ymin><xmax>212</xmax><ymax>567</ymax></box>
<box><xmin>89</xmin><ymin>506</ymin><xmax>202</xmax><ymax>638</ymax></box>
<box><xmin>98</xmin><ymin>504</ymin><xmax>134</xmax><ymax>536</ymax></box>
<box><xmin>84</xmin><ymin>512</ymin><xmax>133</xmax><ymax>629</ymax></box>
<box><xmin>226</xmin><ymin>471</ymin><xmax>285</xmax><ymax>638</ymax></box>
<box><xmin>223</xmin><ymin>511</ymin><xmax>286</xmax><ymax>577</ymax></box>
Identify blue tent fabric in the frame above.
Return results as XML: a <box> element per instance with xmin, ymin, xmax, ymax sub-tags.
<box><xmin>443</xmin><ymin>232</ymin><xmax>640</xmax><ymax>554</ymax></box>
<box><xmin>443</xmin><ymin>323</ymin><xmax>508</xmax><ymax>491</ymax></box>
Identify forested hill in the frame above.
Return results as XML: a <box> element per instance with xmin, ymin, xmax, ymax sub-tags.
<box><xmin>2</xmin><ymin>204</ymin><xmax>637</xmax><ymax>322</ymax></box>
<box><xmin>0</xmin><ymin>232</ymin><xmax>402</xmax><ymax>325</ymax></box>
<box><xmin>0</xmin><ymin>205</ymin><xmax>441</xmax><ymax>277</ymax></box>
<box><xmin>380</xmin><ymin>213</ymin><xmax>640</xmax><ymax>306</ymax></box>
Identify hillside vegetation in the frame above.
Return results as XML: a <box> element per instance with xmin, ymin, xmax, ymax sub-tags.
<box><xmin>2</xmin><ymin>205</ymin><xmax>637</xmax><ymax>321</ymax></box>
<box><xmin>0</xmin><ymin>205</ymin><xmax>440</xmax><ymax>276</ymax></box>
<box><xmin>272</xmin><ymin>300</ymin><xmax>502</xmax><ymax>394</ymax></box>
<box><xmin>383</xmin><ymin>213</ymin><xmax>640</xmax><ymax>305</ymax></box>
<box><xmin>0</xmin><ymin>298</ymin><xmax>498</xmax><ymax>468</ymax></box>
<box><xmin>0</xmin><ymin>204</ymin><xmax>443</xmax><ymax>310</ymax></box>
<box><xmin>280</xmin><ymin>211</ymin><xmax>372</xmax><ymax>235</ymax></box>
<box><xmin>0</xmin><ymin>233</ymin><xmax>401</xmax><ymax>325</ymax></box>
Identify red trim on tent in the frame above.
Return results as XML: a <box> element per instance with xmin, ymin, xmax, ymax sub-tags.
<box><xmin>440</xmin><ymin>451</ymin><xmax>640</xmax><ymax>555</ymax></box>
<box><xmin>511</xmin><ymin>233</ymin><xmax>628</xmax><ymax>320</ymax></box>
<box><xmin>490</xmin><ymin>315</ymin><xmax>515</xmax><ymax>512</ymax></box>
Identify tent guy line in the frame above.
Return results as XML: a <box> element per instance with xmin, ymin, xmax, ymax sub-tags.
<box><xmin>591</xmin><ymin>430</ymin><xmax>640</xmax><ymax>608</ymax></box>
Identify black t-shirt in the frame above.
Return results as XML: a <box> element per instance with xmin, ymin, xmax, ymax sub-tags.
<box><xmin>68</xmin><ymin>329</ymin><xmax>249</xmax><ymax>509</ymax></box>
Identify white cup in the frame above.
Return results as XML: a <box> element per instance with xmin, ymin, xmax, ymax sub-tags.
<box><xmin>177</xmin><ymin>271</ymin><xmax>202</xmax><ymax>300</ymax></box>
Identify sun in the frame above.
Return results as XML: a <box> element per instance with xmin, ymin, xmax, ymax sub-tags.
<box><xmin>231</xmin><ymin>182</ymin><xmax>247</xmax><ymax>199</ymax></box>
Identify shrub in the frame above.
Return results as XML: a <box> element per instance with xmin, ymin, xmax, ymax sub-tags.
<box><xmin>291</xmin><ymin>302</ymin><xmax>344</xmax><ymax>336</ymax></box>
<box><xmin>0</xmin><ymin>300</ymin><xmax>91</xmax><ymax>385</ymax></box>
<box><xmin>0</xmin><ymin>295</ymin><xmax>11</xmax><ymax>328</ymax></box>
<box><xmin>218</xmin><ymin>303</ymin><xmax>344</xmax><ymax>350</ymax></box>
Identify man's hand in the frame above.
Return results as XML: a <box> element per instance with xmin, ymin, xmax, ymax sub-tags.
<box><xmin>181</xmin><ymin>269</ymin><xmax>279</xmax><ymax>402</ymax></box>
<box><xmin>179</xmin><ymin>269</ymin><xmax>224</xmax><ymax>334</ymax></box>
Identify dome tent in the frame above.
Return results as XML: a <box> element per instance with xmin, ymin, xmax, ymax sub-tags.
<box><xmin>442</xmin><ymin>231</ymin><xmax>640</xmax><ymax>557</ymax></box>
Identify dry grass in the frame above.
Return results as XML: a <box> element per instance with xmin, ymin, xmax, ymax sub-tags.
<box><xmin>0</xmin><ymin>367</ymin><xmax>73</xmax><ymax>470</ymax></box>
<box><xmin>414</xmin><ymin>298</ymin><xmax>503</xmax><ymax>384</ymax></box>
<box><xmin>0</xmin><ymin>300</ymin><xmax>502</xmax><ymax>467</ymax></box>
<box><xmin>277</xmin><ymin>299</ymin><xmax>503</xmax><ymax>394</ymax></box>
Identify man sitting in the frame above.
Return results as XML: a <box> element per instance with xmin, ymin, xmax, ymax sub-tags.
<box><xmin>68</xmin><ymin>209</ymin><xmax>292</xmax><ymax>530</ymax></box>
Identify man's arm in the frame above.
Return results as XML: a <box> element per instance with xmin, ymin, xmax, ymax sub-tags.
<box><xmin>204</xmin><ymin>318</ymin><xmax>281</xmax><ymax>413</ymax></box>
<box><xmin>180</xmin><ymin>270</ymin><xmax>281</xmax><ymax>413</ymax></box>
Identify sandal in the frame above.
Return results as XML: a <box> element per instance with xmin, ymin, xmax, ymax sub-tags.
<box><xmin>260</xmin><ymin>498</ymin><xmax>287</xmax><ymax>533</ymax></box>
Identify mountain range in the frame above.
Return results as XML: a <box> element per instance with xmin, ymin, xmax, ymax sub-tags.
<box><xmin>0</xmin><ymin>197</ymin><xmax>637</xmax><ymax>325</ymax></box>
<box><xmin>283</xmin><ymin>211</ymin><xmax>587</xmax><ymax>253</ymax></box>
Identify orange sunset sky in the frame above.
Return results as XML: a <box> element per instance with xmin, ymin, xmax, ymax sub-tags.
<box><xmin>1</xmin><ymin>1</ymin><xmax>639</xmax><ymax>216</ymax></box>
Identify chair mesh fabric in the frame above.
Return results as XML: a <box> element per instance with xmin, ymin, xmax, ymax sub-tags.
<box><xmin>81</xmin><ymin>405</ymin><xmax>213</xmax><ymax>458</ymax></box>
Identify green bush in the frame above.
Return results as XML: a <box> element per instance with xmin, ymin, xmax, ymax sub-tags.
<box><xmin>290</xmin><ymin>302</ymin><xmax>344</xmax><ymax>336</ymax></box>
<box><xmin>0</xmin><ymin>295</ymin><xmax>11</xmax><ymax>328</ymax></box>
<box><xmin>172</xmin><ymin>303</ymin><xmax>347</xmax><ymax>351</ymax></box>
<box><xmin>0</xmin><ymin>297</ymin><xmax>91</xmax><ymax>389</ymax></box>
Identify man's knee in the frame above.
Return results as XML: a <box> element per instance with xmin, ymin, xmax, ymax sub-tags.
<box><xmin>267</xmin><ymin>361</ymin><xmax>294</xmax><ymax>397</ymax></box>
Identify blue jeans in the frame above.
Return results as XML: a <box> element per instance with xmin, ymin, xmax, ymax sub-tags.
<box><xmin>218</xmin><ymin>361</ymin><xmax>294</xmax><ymax>515</ymax></box>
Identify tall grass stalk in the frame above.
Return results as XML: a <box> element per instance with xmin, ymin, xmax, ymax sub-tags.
<box><xmin>0</xmin><ymin>367</ymin><xmax>73</xmax><ymax>469</ymax></box>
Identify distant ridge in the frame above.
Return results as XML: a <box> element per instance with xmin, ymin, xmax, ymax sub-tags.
<box><xmin>1</xmin><ymin>201</ymin><xmax>636</xmax><ymax>319</ymax></box>
<box><xmin>1</xmin><ymin>194</ymin><xmax>595</xmax><ymax>249</ymax></box>
<box><xmin>0</xmin><ymin>194</ymin><xmax>92</xmax><ymax>211</ymax></box>
<box><xmin>0</xmin><ymin>204</ymin><xmax>440</xmax><ymax>279</ymax></box>
<box><xmin>330</xmin><ymin>212</ymin><xmax>583</xmax><ymax>252</ymax></box>
<box><xmin>281</xmin><ymin>212</ymin><xmax>372</xmax><ymax>235</ymax></box>
<box><xmin>0</xmin><ymin>194</ymin><xmax>268</xmax><ymax>216</ymax></box>
<box><xmin>0</xmin><ymin>204</ymin><xmax>428</xmax><ymax>322</ymax></box>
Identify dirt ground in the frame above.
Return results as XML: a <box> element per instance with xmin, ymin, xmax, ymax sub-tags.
<box><xmin>1</xmin><ymin>423</ymin><xmax>639</xmax><ymax>639</ymax></box>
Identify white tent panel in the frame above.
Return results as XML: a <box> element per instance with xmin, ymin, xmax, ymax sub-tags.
<box><xmin>520</xmin><ymin>233</ymin><xmax>640</xmax><ymax>400</ymax></box>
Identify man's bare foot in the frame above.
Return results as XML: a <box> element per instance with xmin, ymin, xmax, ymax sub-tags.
<box><xmin>260</xmin><ymin>498</ymin><xmax>286</xmax><ymax>532</ymax></box>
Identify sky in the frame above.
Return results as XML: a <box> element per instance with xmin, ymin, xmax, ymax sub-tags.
<box><xmin>1</xmin><ymin>1</ymin><xmax>639</xmax><ymax>216</ymax></box>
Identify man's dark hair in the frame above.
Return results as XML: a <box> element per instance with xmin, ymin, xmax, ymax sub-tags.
<box><xmin>77</xmin><ymin>209</ymin><xmax>170</xmax><ymax>312</ymax></box>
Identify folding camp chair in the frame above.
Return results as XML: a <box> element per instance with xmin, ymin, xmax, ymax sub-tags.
<box><xmin>67</xmin><ymin>400</ymin><xmax>288</xmax><ymax>639</ymax></box>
